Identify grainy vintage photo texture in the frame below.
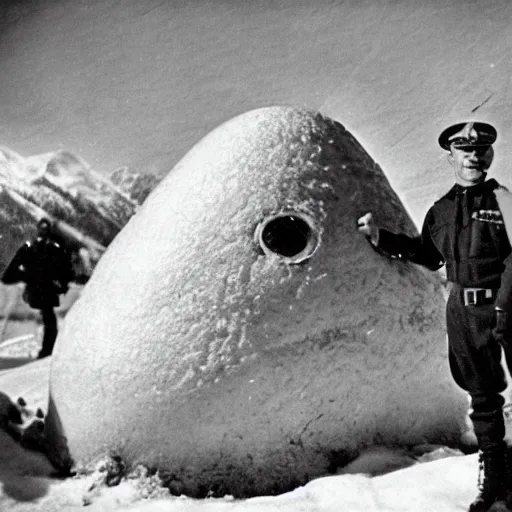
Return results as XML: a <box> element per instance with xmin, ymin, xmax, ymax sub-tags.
<box><xmin>1</xmin><ymin>1</ymin><xmax>512</xmax><ymax>511</ymax></box>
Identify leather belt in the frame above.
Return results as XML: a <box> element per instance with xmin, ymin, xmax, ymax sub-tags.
<box><xmin>462</xmin><ymin>287</ymin><xmax>497</xmax><ymax>306</ymax></box>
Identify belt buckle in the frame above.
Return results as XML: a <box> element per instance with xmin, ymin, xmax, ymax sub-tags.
<box><xmin>464</xmin><ymin>288</ymin><xmax>479</xmax><ymax>306</ymax></box>
<box><xmin>463</xmin><ymin>287</ymin><xmax>493</xmax><ymax>306</ymax></box>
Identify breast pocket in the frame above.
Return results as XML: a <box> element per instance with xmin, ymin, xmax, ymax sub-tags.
<box><xmin>469</xmin><ymin>217</ymin><xmax>498</xmax><ymax>258</ymax></box>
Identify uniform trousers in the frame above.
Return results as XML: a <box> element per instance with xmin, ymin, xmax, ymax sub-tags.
<box><xmin>446</xmin><ymin>284</ymin><xmax>512</xmax><ymax>450</ymax></box>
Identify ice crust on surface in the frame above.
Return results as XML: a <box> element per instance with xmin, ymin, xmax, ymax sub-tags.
<box><xmin>46</xmin><ymin>107</ymin><xmax>467</xmax><ymax>497</ymax></box>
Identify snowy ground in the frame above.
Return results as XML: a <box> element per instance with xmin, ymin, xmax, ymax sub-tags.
<box><xmin>0</xmin><ymin>337</ymin><xmax>484</xmax><ymax>512</ymax></box>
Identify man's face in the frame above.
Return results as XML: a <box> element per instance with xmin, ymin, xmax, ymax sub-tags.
<box><xmin>449</xmin><ymin>144</ymin><xmax>494</xmax><ymax>186</ymax></box>
<box><xmin>37</xmin><ymin>222</ymin><xmax>51</xmax><ymax>238</ymax></box>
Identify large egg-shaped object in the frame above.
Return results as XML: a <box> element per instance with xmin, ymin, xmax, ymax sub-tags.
<box><xmin>45</xmin><ymin>106</ymin><xmax>466</xmax><ymax>497</ymax></box>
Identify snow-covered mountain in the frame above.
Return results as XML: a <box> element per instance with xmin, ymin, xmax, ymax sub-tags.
<box><xmin>0</xmin><ymin>147</ymin><xmax>137</xmax><ymax>273</ymax></box>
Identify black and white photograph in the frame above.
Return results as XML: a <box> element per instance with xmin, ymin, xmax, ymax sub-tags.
<box><xmin>1</xmin><ymin>1</ymin><xmax>512</xmax><ymax>510</ymax></box>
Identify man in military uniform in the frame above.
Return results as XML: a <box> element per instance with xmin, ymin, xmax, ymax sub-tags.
<box><xmin>358</xmin><ymin>121</ymin><xmax>512</xmax><ymax>512</ymax></box>
<box><xmin>2</xmin><ymin>218</ymin><xmax>73</xmax><ymax>359</ymax></box>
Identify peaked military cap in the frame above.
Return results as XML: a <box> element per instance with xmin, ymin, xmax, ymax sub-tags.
<box><xmin>438</xmin><ymin>121</ymin><xmax>497</xmax><ymax>150</ymax></box>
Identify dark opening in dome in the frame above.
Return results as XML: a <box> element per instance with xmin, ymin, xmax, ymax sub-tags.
<box><xmin>260</xmin><ymin>215</ymin><xmax>312</xmax><ymax>257</ymax></box>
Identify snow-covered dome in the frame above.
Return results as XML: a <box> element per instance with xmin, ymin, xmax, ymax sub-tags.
<box><xmin>46</xmin><ymin>106</ymin><xmax>468</xmax><ymax>498</ymax></box>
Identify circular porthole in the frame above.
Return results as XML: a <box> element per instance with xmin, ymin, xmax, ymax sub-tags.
<box><xmin>255</xmin><ymin>212</ymin><xmax>319</xmax><ymax>264</ymax></box>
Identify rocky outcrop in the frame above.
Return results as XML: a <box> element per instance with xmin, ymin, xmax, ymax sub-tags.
<box><xmin>46</xmin><ymin>107</ymin><xmax>468</xmax><ymax>498</ymax></box>
<box><xmin>109</xmin><ymin>167</ymin><xmax>160</xmax><ymax>206</ymax></box>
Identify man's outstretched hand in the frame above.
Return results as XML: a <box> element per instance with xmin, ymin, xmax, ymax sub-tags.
<box><xmin>357</xmin><ymin>212</ymin><xmax>379</xmax><ymax>245</ymax></box>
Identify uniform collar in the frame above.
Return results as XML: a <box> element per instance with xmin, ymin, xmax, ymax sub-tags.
<box><xmin>447</xmin><ymin>178</ymin><xmax>499</xmax><ymax>199</ymax></box>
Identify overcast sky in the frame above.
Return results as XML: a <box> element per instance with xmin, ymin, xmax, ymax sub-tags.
<box><xmin>1</xmin><ymin>0</ymin><xmax>511</xmax><ymax>226</ymax></box>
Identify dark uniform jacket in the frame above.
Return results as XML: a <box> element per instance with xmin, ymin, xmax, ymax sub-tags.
<box><xmin>2</xmin><ymin>236</ymin><xmax>73</xmax><ymax>310</ymax></box>
<box><xmin>377</xmin><ymin>178</ymin><xmax>512</xmax><ymax>310</ymax></box>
